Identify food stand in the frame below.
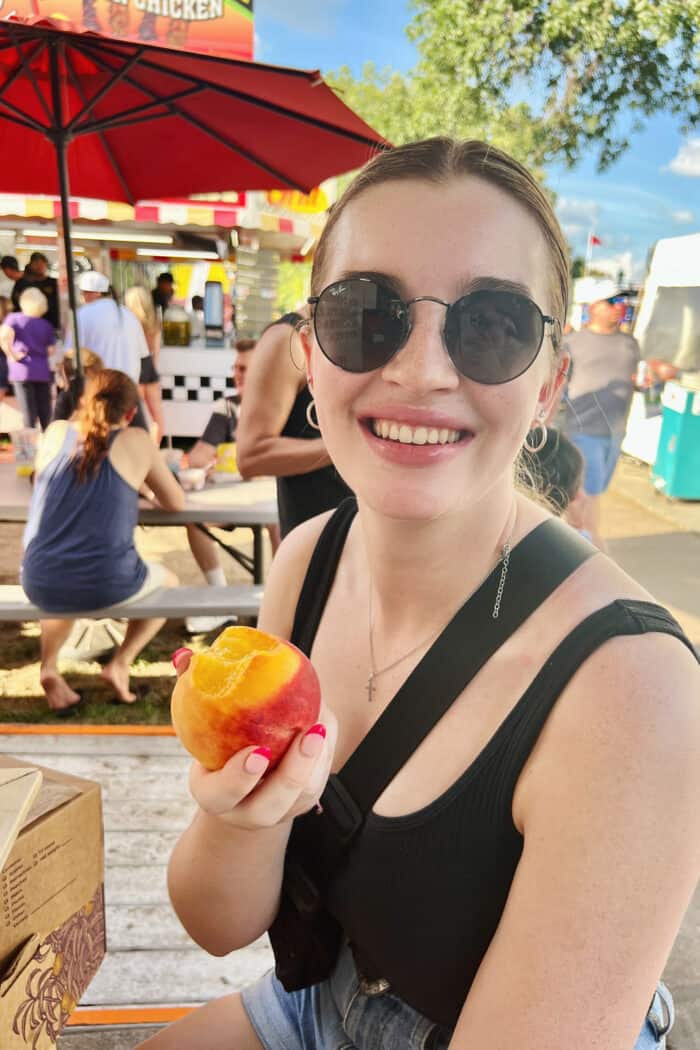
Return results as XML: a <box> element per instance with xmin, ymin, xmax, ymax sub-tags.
<box><xmin>0</xmin><ymin>187</ymin><xmax>329</xmax><ymax>435</ymax></box>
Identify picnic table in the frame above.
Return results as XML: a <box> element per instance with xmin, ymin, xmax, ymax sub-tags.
<box><xmin>0</xmin><ymin>464</ymin><xmax>278</xmax><ymax>584</ymax></box>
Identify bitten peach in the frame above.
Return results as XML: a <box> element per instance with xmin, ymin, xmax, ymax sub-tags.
<box><xmin>171</xmin><ymin>625</ymin><xmax>321</xmax><ymax>771</ymax></box>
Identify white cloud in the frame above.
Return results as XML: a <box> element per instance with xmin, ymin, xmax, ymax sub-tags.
<box><xmin>671</xmin><ymin>209</ymin><xmax>695</xmax><ymax>224</ymax></box>
<box><xmin>555</xmin><ymin>197</ymin><xmax>600</xmax><ymax>228</ymax></box>
<box><xmin>589</xmin><ymin>251</ymin><xmax>646</xmax><ymax>285</ymax></box>
<box><xmin>667</xmin><ymin>138</ymin><xmax>700</xmax><ymax>177</ymax></box>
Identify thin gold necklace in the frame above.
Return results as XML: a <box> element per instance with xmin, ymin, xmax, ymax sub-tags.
<box><xmin>366</xmin><ymin>535</ymin><xmax>513</xmax><ymax>703</ymax></box>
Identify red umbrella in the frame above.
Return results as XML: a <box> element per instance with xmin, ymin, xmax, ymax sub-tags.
<box><xmin>0</xmin><ymin>15</ymin><xmax>388</xmax><ymax>362</ymax></box>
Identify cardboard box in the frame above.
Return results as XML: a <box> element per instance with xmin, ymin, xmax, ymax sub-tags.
<box><xmin>0</xmin><ymin>756</ymin><xmax>105</xmax><ymax>1049</ymax></box>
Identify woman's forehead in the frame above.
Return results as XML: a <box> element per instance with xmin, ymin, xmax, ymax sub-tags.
<box><xmin>325</xmin><ymin>177</ymin><xmax>551</xmax><ymax>304</ymax></box>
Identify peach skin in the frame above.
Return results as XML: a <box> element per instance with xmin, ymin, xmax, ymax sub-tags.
<box><xmin>171</xmin><ymin>625</ymin><xmax>322</xmax><ymax>770</ymax></box>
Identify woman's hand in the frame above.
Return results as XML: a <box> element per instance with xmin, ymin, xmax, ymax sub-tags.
<box><xmin>173</xmin><ymin>647</ymin><xmax>337</xmax><ymax>830</ymax></box>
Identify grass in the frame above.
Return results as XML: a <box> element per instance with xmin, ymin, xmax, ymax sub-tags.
<box><xmin>0</xmin><ymin>619</ymin><xmax>216</xmax><ymax>726</ymax></box>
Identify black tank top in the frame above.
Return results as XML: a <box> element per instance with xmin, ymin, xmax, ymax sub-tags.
<box><xmin>274</xmin><ymin>313</ymin><xmax>352</xmax><ymax>537</ymax></box>
<box><xmin>289</xmin><ymin>498</ymin><xmax>697</xmax><ymax>1029</ymax></box>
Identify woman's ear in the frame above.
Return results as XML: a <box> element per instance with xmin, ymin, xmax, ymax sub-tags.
<box><xmin>298</xmin><ymin>318</ymin><xmax>314</xmax><ymax>384</ymax></box>
<box><xmin>537</xmin><ymin>351</ymin><xmax>570</xmax><ymax>419</ymax></box>
<box><xmin>124</xmin><ymin>407</ymin><xmax>137</xmax><ymax>425</ymax></box>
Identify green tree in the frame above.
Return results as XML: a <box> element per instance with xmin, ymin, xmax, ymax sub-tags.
<box><xmin>328</xmin><ymin>1</ymin><xmax>700</xmax><ymax>171</ymax></box>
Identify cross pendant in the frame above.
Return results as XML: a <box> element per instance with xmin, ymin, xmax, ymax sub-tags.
<box><xmin>366</xmin><ymin>674</ymin><xmax>376</xmax><ymax>702</ymax></box>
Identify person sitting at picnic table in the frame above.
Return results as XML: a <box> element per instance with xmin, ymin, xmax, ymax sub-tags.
<box><xmin>21</xmin><ymin>369</ymin><xmax>183</xmax><ymax>710</ymax></box>
<box><xmin>0</xmin><ymin>286</ymin><xmax>56</xmax><ymax>431</ymax></box>
<box><xmin>235</xmin><ymin>310</ymin><xmax>352</xmax><ymax>538</ymax></box>
<box><xmin>183</xmin><ymin>337</ymin><xmax>278</xmax><ymax>634</ymax></box>
<box><xmin>147</xmin><ymin>138</ymin><xmax>699</xmax><ymax>1050</ymax></box>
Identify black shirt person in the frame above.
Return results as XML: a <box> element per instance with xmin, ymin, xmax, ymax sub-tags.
<box><xmin>10</xmin><ymin>253</ymin><xmax>60</xmax><ymax>331</ymax></box>
<box><xmin>152</xmin><ymin>272</ymin><xmax>175</xmax><ymax>313</ymax></box>
<box><xmin>236</xmin><ymin>311</ymin><xmax>352</xmax><ymax>537</ymax></box>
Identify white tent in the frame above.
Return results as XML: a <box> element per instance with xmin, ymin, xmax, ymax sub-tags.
<box><xmin>634</xmin><ymin>233</ymin><xmax>700</xmax><ymax>371</ymax></box>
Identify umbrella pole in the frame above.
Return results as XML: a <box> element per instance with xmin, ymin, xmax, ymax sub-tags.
<box><xmin>48</xmin><ymin>40</ymin><xmax>82</xmax><ymax>380</ymax></box>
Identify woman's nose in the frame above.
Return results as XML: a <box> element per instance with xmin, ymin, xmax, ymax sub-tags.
<box><xmin>379</xmin><ymin>300</ymin><xmax>460</xmax><ymax>393</ymax></box>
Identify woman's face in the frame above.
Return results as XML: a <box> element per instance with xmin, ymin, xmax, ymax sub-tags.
<box><xmin>304</xmin><ymin>176</ymin><xmax>564</xmax><ymax>522</ymax></box>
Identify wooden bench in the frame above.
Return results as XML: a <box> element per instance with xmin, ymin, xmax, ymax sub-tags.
<box><xmin>0</xmin><ymin>584</ymin><xmax>263</xmax><ymax>621</ymax></box>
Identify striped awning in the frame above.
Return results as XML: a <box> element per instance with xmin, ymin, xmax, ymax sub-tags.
<box><xmin>0</xmin><ymin>191</ymin><xmax>326</xmax><ymax>237</ymax></box>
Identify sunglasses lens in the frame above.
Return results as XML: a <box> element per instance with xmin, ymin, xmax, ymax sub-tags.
<box><xmin>314</xmin><ymin>279</ymin><xmax>406</xmax><ymax>373</ymax></box>
<box><xmin>445</xmin><ymin>290</ymin><xmax>544</xmax><ymax>384</ymax></box>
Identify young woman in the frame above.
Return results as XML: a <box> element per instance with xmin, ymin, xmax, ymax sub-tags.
<box><xmin>0</xmin><ymin>286</ymin><xmax>56</xmax><ymax>430</ymax></box>
<box><xmin>125</xmin><ymin>284</ymin><xmax>165</xmax><ymax>445</ymax></box>
<box><xmin>144</xmin><ymin>139</ymin><xmax>699</xmax><ymax>1050</ymax></box>
<box><xmin>22</xmin><ymin>369</ymin><xmax>184</xmax><ymax>710</ymax></box>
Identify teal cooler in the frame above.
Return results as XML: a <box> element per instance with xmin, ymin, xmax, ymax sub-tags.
<box><xmin>651</xmin><ymin>381</ymin><xmax>700</xmax><ymax>499</ymax></box>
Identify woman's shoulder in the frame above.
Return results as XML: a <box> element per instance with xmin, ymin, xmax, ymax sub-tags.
<box><xmin>258</xmin><ymin>509</ymin><xmax>338</xmax><ymax>639</ymax></box>
<box><xmin>112</xmin><ymin>426</ymin><xmax>153</xmax><ymax>454</ymax></box>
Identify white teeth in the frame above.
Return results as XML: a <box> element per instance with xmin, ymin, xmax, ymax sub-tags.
<box><xmin>371</xmin><ymin>419</ymin><xmax>462</xmax><ymax>445</ymax></box>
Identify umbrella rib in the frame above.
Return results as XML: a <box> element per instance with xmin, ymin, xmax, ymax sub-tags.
<box><xmin>63</xmin><ymin>52</ymin><xmax>135</xmax><ymax>205</ymax></box>
<box><xmin>71</xmin><ymin>38</ymin><xmax>385</xmax><ymax>151</ymax></box>
<box><xmin>0</xmin><ymin>101</ymin><xmax>45</xmax><ymax>133</ymax></box>
<box><xmin>5</xmin><ymin>29</ymin><xmax>53</xmax><ymax>126</ymax></box>
<box><xmin>64</xmin><ymin>47</ymin><xmax>146</xmax><ymax>134</ymax></box>
<box><xmin>76</xmin><ymin>86</ymin><xmax>205</xmax><ymax>137</ymax></box>
<box><xmin>177</xmin><ymin>109</ymin><xmax>301</xmax><ymax>188</ymax></box>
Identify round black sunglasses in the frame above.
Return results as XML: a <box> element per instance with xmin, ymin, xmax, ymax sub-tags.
<box><xmin>308</xmin><ymin>276</ymin><xmax>561</xmax><ymax>386</ymax></box>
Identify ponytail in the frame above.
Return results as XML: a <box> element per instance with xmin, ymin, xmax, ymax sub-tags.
<box><xmin>75</xmin><ymin>369</ymin><xmax>139</xmax><ymax>481</ymax></box>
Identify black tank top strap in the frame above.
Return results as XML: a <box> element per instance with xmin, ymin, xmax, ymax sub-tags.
<box><xmin>500</xmin><ymin>598</ymin><xmax>697</xmax><ymax>794</ymax></box>
<box><xmin>290</xmin><ymin>497</ymin><xmax>358</xmax><ymax>655</ymax></box>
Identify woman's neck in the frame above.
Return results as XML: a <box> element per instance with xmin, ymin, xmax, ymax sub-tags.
<box><xmin>357</xmin><ymin>484</ymin><xmax>521</xmax><ymax>637</ymax></box>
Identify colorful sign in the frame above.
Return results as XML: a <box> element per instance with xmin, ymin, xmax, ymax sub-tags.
<box><xmin>9</xmin><ymin>0</ymin><xmax>254</xmax><ymax>59</ymax></box>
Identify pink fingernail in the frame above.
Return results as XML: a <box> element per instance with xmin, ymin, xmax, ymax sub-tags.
<box><xmin>171</xmin><ymin>647</ymin><xmax>192</xmax><ymax>668</ymax></box>
<box><xmin>301</xmin><ymin>723</ymin><xmax>326</xmax><ymax>757</ymax></box>
<box><xmin>305</xmin><ymin>723</ymin><xmax>326</xmax><ymax>739</ymax></box>
<box><xmin>244</xmin><ymin>747</ymin><xmax>271</xmax><ymax>775</ymax></box>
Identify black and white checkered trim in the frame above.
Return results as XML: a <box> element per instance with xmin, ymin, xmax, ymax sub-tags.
<box><xmin>160</xmin><ymin>373</ymin><xmax>236</xmax><ymax>402</ymax></box>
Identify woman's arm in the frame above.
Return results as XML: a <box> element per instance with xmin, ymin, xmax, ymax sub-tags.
<box><xmin>449</xmin><ymin>633</ymin><xmax>700</xmax><ymax>1050</ymax></box>
<box><xmin>0</xmin><ymin>323</ymin><xmax>22</xmax><ymax>361</ymax></box>
<box><xmin>143</xmin><ymin>440</ymin><xmax>186</xmax><ymax>511</ymax></box>
<box><xmin>236</xmin><ymin>324</ymin><xmax>332</xmax><ymax>479</ymax></box>
<box><xmin>167</xmin><ymin>512</ymin><xmax>336</xmax><ymax>954</ymax></box>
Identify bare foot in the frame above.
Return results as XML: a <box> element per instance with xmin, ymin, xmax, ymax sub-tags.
<box><xmin>41</xmin><ymin>671</ymin><xmax>81</xmax><ymax>711</ymax></box>
<box><xmin>100</xmin><ymin>660</ymin><xmax>136</xmax><ymax>703</ymax></box>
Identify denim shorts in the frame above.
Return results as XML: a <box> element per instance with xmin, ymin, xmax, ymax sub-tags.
<box><xmin>240</xmin><ymin>942</ymin><xmax>674</xmax><ymax>1050</ymax></box>
<box><xmin>569</xmin><ymin>431</ymin><xmax>625</xmax><ymax>495</ymax></box>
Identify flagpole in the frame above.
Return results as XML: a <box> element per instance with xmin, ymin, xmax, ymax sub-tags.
<box><xmin>584</xmin><ymin>229</ymin><xmax>594</xmax><ymax>277</ymax></box>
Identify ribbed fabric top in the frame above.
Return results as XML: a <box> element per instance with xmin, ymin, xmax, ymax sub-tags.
<box><xmin>289</xmin><ymin>499</ymin><xmax>696</xmax><ymax>1029</ymax></box>
<box><xmin>22</xmin><ymin>426</ymin><xmax>147</xmax><ymax>613</ymax></box>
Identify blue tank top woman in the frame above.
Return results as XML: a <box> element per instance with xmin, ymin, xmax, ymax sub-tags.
<box><xmin>22</xmin><ymin>425</ymin><xmax>148</xmax><ymax>613</ymax></box>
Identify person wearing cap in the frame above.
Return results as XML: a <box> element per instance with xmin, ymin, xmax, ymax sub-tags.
<box><xmin>561</xmin><ymin>281</ymin><xmax>640</xmax><ymax>550</ymax></box>
<box><xmin>11</xmin><ymin>252</ymin><xmax>60</xmax><ymax>331</ymax></box>
<box><xmin>66</xmin><ymin>270</ymin><xmax>150</xmax><ymax>387</ymax></box>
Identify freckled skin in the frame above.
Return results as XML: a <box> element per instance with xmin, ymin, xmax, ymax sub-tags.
<box><xmin>171</xmin><ymin>629</ymin><xmax>321</xmax><ymax>770</ymax></box>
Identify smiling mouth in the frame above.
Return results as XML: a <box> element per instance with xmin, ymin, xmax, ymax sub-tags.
<box><xmin>369</xmin><ymin>418</ymin><xmax>468</xmax><ymax>445</ymax></box>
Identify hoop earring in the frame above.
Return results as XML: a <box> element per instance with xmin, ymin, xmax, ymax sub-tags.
<box><xmin>305</xmin><ymin>398</ymin><xmax>321</xmax><ymax>431</ymax></box>
<box><xmin>524</xmin><ymin>416</ymin><xmax>547</xmax><ymax>454</ymax></box>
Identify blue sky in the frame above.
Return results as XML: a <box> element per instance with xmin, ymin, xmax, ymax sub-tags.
<box><xmin>255</xmin><ymin>0</ymin><xmax>699</xmax><ymax>285</ymax></box>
